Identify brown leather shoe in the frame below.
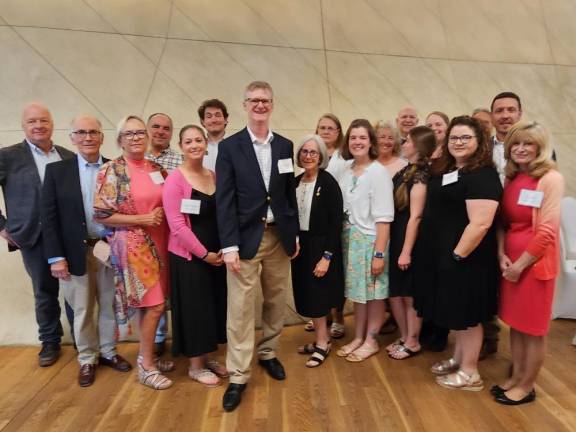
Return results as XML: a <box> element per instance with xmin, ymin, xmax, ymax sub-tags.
<box><xmin>99</xmin><ymin>354</ymin><xmax>132</xmax><ymax>372</ymax></box>
<box><xmin>79</xmin><ymin>364</ymin><xmax>96</xmax><ymax>387</ymax></box>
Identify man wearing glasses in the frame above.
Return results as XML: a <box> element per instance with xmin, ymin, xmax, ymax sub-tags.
<box><xmin>0</xmin><ymin>102</ymin><xmax>75</xmax><ymax>366</ymax></box>
<box><xmin>216</xmin><ymin>81</ymin><xmax>299</xmax><ymax>412</ymax></box>
<box><xmin>41</xmin><ymin>115</ymin><xmax>132</xmax><ymax>386</ymax></box>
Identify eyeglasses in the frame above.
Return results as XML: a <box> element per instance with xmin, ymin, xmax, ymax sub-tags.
<box><xmin>300</xmin><ymin>149</ymin><xmax>319</xmax><ymax>158</ymax></box>
<box><xmin>71</xmin><ymin>130</ymin><xmax>102</xmax><ymax>138</ymax></box>
<box><xmin>318</xmin><ymin>126</ymin><xmax>338</xmax><ymax>132</ymax></box>
<box><xmin>121</xmin><ymin>130</ymin><xmax>147</xmax><ymax>140</ymax></box>
<box><xmin>245</xmin><ymin>98</ymin><xmax>273</xmax><ymax>106</ymax></box>
<box><xmin>448</xmin><ymin>135</ymin><xmax>475</xmax><ymax>144</ymax></box>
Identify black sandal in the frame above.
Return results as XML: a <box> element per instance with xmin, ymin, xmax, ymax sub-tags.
<box><xmin>388</xmin><ymin>344</ymin><xmax>421</xmax><ymax>360</ymax></box>
<box><xmin>297</xmin><ymin>343</ymin><xmax>316</xmax><ymax>355</ymax></box>
<box><xmin>305</xmin><ymin>344</ymin><xmax>331</xmax><ymax>368</ymax></box>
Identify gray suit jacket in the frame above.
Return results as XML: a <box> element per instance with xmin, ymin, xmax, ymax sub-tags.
<box><xmin>0</xmin><ymin>140</ymin><xmax>75</xmax><ymax>250</ymax></box>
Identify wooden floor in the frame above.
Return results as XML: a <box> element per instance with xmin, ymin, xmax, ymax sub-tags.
<box><xmin>1</xmin><ymin>319</ymin><xmax>575</xmax><ymax>432</ymax></box>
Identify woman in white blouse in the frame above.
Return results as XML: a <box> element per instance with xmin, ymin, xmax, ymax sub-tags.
<box><xmin>335</xmin><ymin>119</ymin><xmax>395</xmax><ymax>362</ymax></box>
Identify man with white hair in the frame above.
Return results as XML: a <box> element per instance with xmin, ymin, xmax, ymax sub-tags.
<box><xmin>0</xmin><ymin>102</ymin><xmax>75</xmax><ymax>366</ymax></box>
<box><xmin>396</xmin><ymin>105</ymin><xmax>419</xmax><ymax>140</ymax></box>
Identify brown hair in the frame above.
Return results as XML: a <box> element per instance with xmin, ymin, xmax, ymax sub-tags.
<box><xmin>432</xmin><ymin>115</ymin><xmax>493</xmax><ymax>176</ymax></box>
<box><xmin>394</xmin><ymin>126</ymin><xmax>436</xmax><ymax>210</ymax></box>
<box><xmin>197</xmin><ymin>99</ymin><xmax>229</xmax><ymax>120</ymax></box>
<box><xmin>504</xmin><ymin>121</ymin><xmax>556</xmax><ymax>180</ymax></box>
<box><xmin>426</xmin><ymin>111</ymin><xmax>449</xmax><ymax>127</ymax></box>
<box><xmin>340</xmin><ymin>119</ymin><xmax>379</xmax><ymax>161</ymax></box>
<box><xmin>315</xmin><ymin>113</ymin><xmax>344</xmax><ymax>149</ymax></box>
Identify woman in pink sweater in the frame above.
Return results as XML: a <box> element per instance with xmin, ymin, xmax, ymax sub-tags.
<box><xmin>162</xmin><ymin>125</ymin><xmax>227</xmax><ymax>387</ymax></box>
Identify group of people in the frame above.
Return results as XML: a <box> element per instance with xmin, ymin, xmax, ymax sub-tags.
<box><xmin>0</xmin><ymin>81</ymin><xmax>564</xmax><ymax>411</ymax></box>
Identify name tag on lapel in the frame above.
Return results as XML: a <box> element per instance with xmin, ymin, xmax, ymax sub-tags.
<box><xmin>518</xmin><ymin>189</ymin><xmax>543</xmax><ymax>208</ymax></box>
<box><xmin>149</xmin><ymin>171</ymin><xmax>164</xmax><ymax>184</ymax></box>
<box><xmin>180</xmin><ymin>199</ymin><xmax>201</xmax><ymax>214</ymax></box>
<box><xmin>442</xmin><ymin>170</ymin><xmax>459</xmax><ymax>186</ymax></box>
<box><xmin>278</xmin><ymin>158</ymin><xmax>294</xmax><ymax>174</ymax></box>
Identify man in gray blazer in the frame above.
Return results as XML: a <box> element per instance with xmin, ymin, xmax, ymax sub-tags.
<box><xmin>0</xmin><ymin>102</ymin><xmax>75</xmax><ymax>366</ymax></box>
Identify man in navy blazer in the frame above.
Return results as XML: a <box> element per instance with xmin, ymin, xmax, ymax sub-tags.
<box><xmin>41</xmin><ymin>115</ymin><xmax>132</xmax><ymax>387</ymax></box>
<box><xmin>216</xmin><ymin>81</ymin><xmax>299</xmax><ymax>412</ymax></box>
<box><xmin>0</xmin><ymin>103</ymin><xmax>74</xmax><ymax>366</ymax></box>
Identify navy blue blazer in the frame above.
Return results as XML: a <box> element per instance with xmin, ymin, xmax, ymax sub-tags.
<box><xmin>0</xmin><ymin>140</ymin><xmax>75</xmax><ymax>250</ymax></box>
<box><xmin>216</xmin><ymin>128</ymin><xmax>299</xmax><ymax>259</ymax></box>
<box><xmin>41</xmin><ymin>155</ymin><xmax>109</xmax><ymax>276</ymax></box>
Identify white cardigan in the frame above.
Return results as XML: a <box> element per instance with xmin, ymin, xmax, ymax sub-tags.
<box><xmin>339</xmin><ymin>161</ymin><xmax>394</xmax><ymax>236</ymax></box>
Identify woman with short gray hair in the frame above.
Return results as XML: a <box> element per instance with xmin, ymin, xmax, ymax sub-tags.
<box><xmin>292</xmin><ymin>134</ymin><xmax>344</xmax><ymax>368</ymax></box>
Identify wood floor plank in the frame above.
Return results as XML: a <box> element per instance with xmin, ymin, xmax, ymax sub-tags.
<box><xmin>1</xmin><ymin>319</ymin><xmax>575</xmax><ymax>432</ymax></box>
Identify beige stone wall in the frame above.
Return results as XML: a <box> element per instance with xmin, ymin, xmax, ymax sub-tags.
<box><xmin>1</xmin><ymin>0</ymin><xmax>575</xmax><ymax>344</ymax></box>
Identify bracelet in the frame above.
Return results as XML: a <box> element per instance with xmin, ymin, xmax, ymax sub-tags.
<box><xmin>373</xmin><ymin>251</ymin><xmax>384</xmax><ymax>259</ymax></box>
<box><xmin>201</xmin><ymin>251</ymin><xmax>209</xmax><ymax>260</ymax></box>
<box><xmin>323</xmin><ymin>251</ymin><xmax>333</xmax><ymax>260</ymax></box>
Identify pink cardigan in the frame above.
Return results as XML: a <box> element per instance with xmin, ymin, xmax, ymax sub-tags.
<box><xmin>162</xmin><ymin>168</ymin><xmax>208</xmax><ymax>260</ymax></box>
<box><xmin>525</xmin><ymin>170</ymin><xmax>565</xmax><ymax>280</ymax></box>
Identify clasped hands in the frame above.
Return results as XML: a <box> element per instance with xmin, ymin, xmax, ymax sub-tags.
<box><xmin>499</xmin><ymin>254</ymin><xmax>523</xmax><ymax>283</ymax></box>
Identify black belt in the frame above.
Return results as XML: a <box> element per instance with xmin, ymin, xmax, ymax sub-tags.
<box><xmin>85</xmin><ymin>238</ymin><xmax>104</xmax><ymax>247</ymax></box>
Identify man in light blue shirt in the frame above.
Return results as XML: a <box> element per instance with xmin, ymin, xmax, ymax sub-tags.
<box><xmin>42</xmin><ymin>115</ymin><xmax>131</xmax><ymax>386</ymax></box>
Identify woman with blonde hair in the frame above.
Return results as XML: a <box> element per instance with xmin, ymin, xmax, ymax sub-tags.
<box><xmin>374</xmin><ymin>121</ymin><xmax>407</xmax><ymax>178</ymax></box>
<box><xmin>493</xmin><ymin>121</ymin><xmax>564</xmax><ymax>405</ymax></box>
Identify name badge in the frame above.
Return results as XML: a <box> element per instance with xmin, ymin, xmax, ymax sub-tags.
<box><xmin>278</xmin><ymin>158</ymin><xmax>294</xmax><ymax>174</ymax></box>
<box><xmin>149</xmin><ymin>171</ymin><xmax>165</xmax><ymax>184</ymax></box>
<box><xmin>442</xmin><ymin>170</ymin><xmax>459</xmax><ymax>186</ymax></box>
<box><xmin>518</xmin><ymin>189</ymin><xmax>543</xmax><ymax>208</ymax></box>
<box><xmin>180</xmin><ymin>199</ymin><xmax>201</xmax><ymax>214</ymax></box>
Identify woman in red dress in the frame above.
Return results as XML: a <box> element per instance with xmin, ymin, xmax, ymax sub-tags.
<box><xmin>494</xmin><ymin>121</ymin><xmax>564</xmax><ymax>405</ymax></box>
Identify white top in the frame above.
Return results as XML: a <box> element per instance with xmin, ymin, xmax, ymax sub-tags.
<box><xmin>26</xmin><ymin>139</ymin><xmax>62</xmax><ymax>183</ymax></box>
<box><xmin>296</xmin><ymin>179</ymin><xmax>316</xmax><ymax>231</ymax></box>
<box><xmin>339</xmin><ymin>161</ymin><xmax>394</xmax><ymax>236</ymax></box>
<box><xmin>247</xmin><ymin>126</ymin><xmax>274</xmax><ymax>223</ymax></box>
<box><xmin>203</xmin><ymin>136</ymin><xmax>225</xmax><ymax>172</ymax></box>
<box><xmin>326</xmin><ymin>148</ymin><xmax>352</xmax><ymax>182</ymax></box>
<box><xmin>492</xmin><ymin>136</ymin><xmax>506</xmax><ymax>185</ymax></box>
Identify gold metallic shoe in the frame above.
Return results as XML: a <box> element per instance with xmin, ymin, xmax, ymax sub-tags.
<box><xmin>430</xmin><ymin>358</ymin><xmax>459</xmax><ymax>375</ymax></box>
<box><xmin>436</xmin><ymin>369</ymin><xmax>484</xmax><ymax>392</ymax></box>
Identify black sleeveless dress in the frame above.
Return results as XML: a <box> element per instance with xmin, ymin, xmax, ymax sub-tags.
<box><xmin>170</xmin><ymin>189</ymin><xmax>227</xmax><ymax>357</ymax></box>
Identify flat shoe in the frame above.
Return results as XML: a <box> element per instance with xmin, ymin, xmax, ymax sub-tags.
<box><xmin>346</xmin><ymin>344</ymin><xmax>379</xmax><ymax>362</ymax></box>
<box><xmin>436</xmin><ymin>369</ymin><xmax>484</xmax><ymax>392</ymax></box>
<box><xmin>188</xmin><ymin>368</ymin><xmax>221</xmax><ymax>387</ymax></box>
<box><xmin>329</xmin><ymin>323</ymin><xmax>345</xmax><ymax>339</ymax></box>
<box><xmin>336</xmin><ymin>340</ymin><xmax>363</xmax><ymax>357</ymax></box>
<box><xmin>304</xmin><ymin>320</ymin><xmax>315</xmax><ymax>332</ymax></box>
<box><xmin>386</xmin><ymin>338</ymin><xmax>404</xmax><ymax>353</ymax></box>
<box><xmin>305</xmin><ymin>344</ymin><xmax>331</xmax><ymax>368</ymax></box>
<box><xmin>490</xmin><ymin>384</ymin><xmax>507</xmax><ymax>397</ymax></box>
<box><xmin>297</xmin><ymin>343</ymin><xmax>316</xmax><ymax>355</ymax></box>
<box><xmin>206</xmin><ymin>360</ymin><xmax>229</xmax><ymax>378</ymax></box>
<box><xmin>430</xmin><ymin>358</ymin><xmax>459</xmax><ymax>375</ymax></box>
<box><xmin>494</xmin><ymin>389</ymin><xmax>536</xmax><ymax>405</ymax></box>
<box><xmin>388</xmin><ymin>344</ymin><xmax>420</xmax><ymax>360</ymax></box>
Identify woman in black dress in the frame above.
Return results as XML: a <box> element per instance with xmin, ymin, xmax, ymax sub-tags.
<box><xmin>413</xmin><ymin>116</ymin><xmax>502</xmax><ymax>391</ymax></box>
<box><xmin>292</xmin><ymin>134</ymin><xmax>344</xmax><ymax>367</ymax></box>
<box><xmin>163</xmin><ymin>125</ymin><xmax>227</xmax><ymax>387</ymax></box>
<box><xmin>387</xmin><ymin>126</ymin><xmax>436</xmax><ymax>360</ymax></box>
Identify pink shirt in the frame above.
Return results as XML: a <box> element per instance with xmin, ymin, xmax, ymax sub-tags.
<box><xmin>162</xmin><ymin>168</ymin><xmax>209</xmax><ymax>260</ymax></box>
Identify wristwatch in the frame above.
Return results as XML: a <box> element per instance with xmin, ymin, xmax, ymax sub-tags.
<box><xmin>323</xmin><ymin>251</ymin><xmax>333</xmax><ymax>260</ymax></box>
<box><xmin>373</xmin><ymin>251</ymin><xmax>385</xmax><ymax>259</ymax></box>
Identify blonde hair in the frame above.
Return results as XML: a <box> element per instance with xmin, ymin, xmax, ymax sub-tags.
<box><xmin>244</xmin><ymin>81</ymin><xmax>274</xmax><ymax>100</ymax></box>
<box><xmin>504</xmin><ymin>121</ymin><xmax>556</xmax><ymax>180</ymax></box>
<box><xmin>373</xmin><ymin>120</ymin><xmax>401</xmax><ymax>156</ymax></box>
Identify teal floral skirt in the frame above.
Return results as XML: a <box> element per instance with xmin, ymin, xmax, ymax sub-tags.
<box><xmin>342</xmin><ymin>224</ymin><xmax>389</xmax><ymax>303</ymax></box>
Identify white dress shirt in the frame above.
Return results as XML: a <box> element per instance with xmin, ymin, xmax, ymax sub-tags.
<box><xmin>203</xmin><ymin>136</ymin><xmax>225</xmax><ymax>172</ymax></box>
<box><xmin>247</xmin><ymin>126</ymin><xmax>274</xmax><ymax>223</ymax></box>
<box><xmin>296</xmin><ymin>179</ymin><xmax>316</xmax><ymax>232</ymax></box>
<box><xmin>492</xmin><ymin>136</ymin><xmax>506</xmax><ymax>185</ymax></box>
<box><xmin>326</xmin><ymin>148</ymin><xmax>352</xmax><ymax>182</ymax></box>
<box><xmin>339</xmin><ymin>161</ymin><xmax>394</xmax><ymax>236</ymax></box>
<box><xmin>26</xmin><ymin>139</ymin><xmax>62</xmax><ymax>183</ymax></box>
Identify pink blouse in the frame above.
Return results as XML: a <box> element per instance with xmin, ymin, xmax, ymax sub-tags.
<box><xmin>162</xmin><ymin>168</ymin><xmax>209</xmax><ymax>260</ymax></box>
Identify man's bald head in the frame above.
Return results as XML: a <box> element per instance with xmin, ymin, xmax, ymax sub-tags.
<box><xmin>396</xmin><ymin>105</ymin><xmax>419</xmax><ymax>137</ymax></box>
<box><xmin>21</xmin><ymin>102</ymin><xmax>54</xmax><ymax>147</ymax></box>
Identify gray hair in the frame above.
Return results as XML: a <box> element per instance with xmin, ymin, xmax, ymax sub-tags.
<box><xmin>295</xmin><ymin>134</ymin><xmax>329</xmax><ymax>169</ymax></box>
<box><xmin>115</xmin><ymin>115</ymin><xmax>146</xmax><ymax>144</ymax></box>
<box><xmin>472</xmin><ymin>107</ymin><xmax>491</xmax><ymax>116</ymax></box>
<box><xmin>68</xmin><ymin>115</ymin><xmax>102</xmax><ymax>135</ymax></box>
<box><xmin>374</xmin><ymin>120</ymin><xmax>402</xmax><ymax>153</ymax></box>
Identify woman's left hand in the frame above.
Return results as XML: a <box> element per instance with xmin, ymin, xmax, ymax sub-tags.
<box><xmin>398</xmin><ymin>252</ymin><xmax>411</xmax><ymax>271</ymax></box>
<box><xmin>371</xmin><ymin>257</ymin><xmax>385</xmax><ymax>276</ymax></box>
<box><xmin>502</xmin><ymin>262</ymin><xmax>523</xmax><ymax>283</ymax></box>
<box><xmin>313</xmin><ymin>257</ymin><xmax>330</xmax><ymax>278</ymax></box>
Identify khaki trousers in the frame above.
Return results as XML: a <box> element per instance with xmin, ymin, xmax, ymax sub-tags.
<box><xmin>60</xmin><ymin>250</ymin><xmax>116</xmax><ymax>365</ymax></box>
<box><xmin>226</xmin><ymin>227</ymin><xmax>290</xmax><ymax>384</ymax></box>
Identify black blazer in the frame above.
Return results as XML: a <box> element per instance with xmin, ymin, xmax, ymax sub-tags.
<box><xmin>41</xmin><ymin>155</ymin><xmax>109</xmax><ymax>276</ymax></box>
<box><xmin>216</xmin><ymin>128</ymin><xmax>299</xmax><ymax>259</ymax></box>
<box><xmin>0</xmin><ymin>140</ymin><xmax>75</xmax><ymax>250</ymax></box>
<box><xmin>294</xmin><ymin>169</ymin><xmax>343</xmax><ymax>255</ymax></box>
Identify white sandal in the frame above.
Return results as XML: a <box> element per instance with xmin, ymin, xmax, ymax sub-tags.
<box><xmin>206</xmin><ymin>360</ymin><xmax>229</xmax><ymax>378</ymax></box>
<box><xmin>430</xmin><ymin>358</ymin><xmax>459</xmax><ymax>375</ymax></box>
<box><xmin>138</xmin><ymin>363</ymin><xmax>173</xmax><ymax>390</ymax></box>
<box><xmin>188</xmin><ymin>368</ymin><xmax>221</xmax><ymax>387</ymax></box>
<box><xmin>436</xmin><ymin>369</ymin><xmax>484</xmax><ymax>391</ymax></box>
<box><xmin>137</xmin><ymin>355</ymin><xmax>175</xmax><ymax>373</ymax></box>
